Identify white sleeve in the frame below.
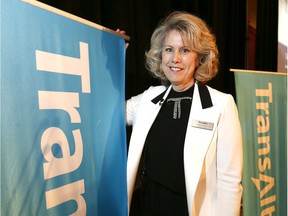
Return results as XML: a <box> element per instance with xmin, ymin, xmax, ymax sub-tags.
<box><xmin>216</xmin><ymin>94</ymin><xmax>243</xmax><ymax>216</ymax></box>
<box><xmin>126</xmin><ymin>93</ymin><xmax>144</xmax><ymax>126</ymax></box>
<box><xmin>126</xmin><ymin>85</ymin><xmax>167</xmax><ymax>126</ymax></box>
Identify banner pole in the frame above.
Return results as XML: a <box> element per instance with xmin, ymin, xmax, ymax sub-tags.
<box><xmin>22</xmin><ymin>0</ymin><xmax>130</xmax><ymax>41</ymax></box>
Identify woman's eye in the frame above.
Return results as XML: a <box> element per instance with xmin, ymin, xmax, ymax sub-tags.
<box><xmin>181</xmin><ymin>48</ymin><xmax>190</xmax><ymax>53</ymax></box>
<box><xmin>164</xmin><ymin>47</ymin><xmax>173</xmax><ymax>52</ymax></box>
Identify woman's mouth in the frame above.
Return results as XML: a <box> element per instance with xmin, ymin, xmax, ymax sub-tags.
<box><xmin>169</xmin><ymin>66</ymin><xmax>183</xmax><ymax>72</ymax></box>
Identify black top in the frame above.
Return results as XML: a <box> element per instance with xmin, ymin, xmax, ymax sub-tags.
<box><xmin>145</xmin><ymin>85</ymin><xmax>194</xmax><ymax>195</ymax></box>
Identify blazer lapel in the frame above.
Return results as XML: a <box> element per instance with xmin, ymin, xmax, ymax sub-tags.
<box><xmin>133</xmin><ymin>86</ymin><xmax>172</xmax><ymax>144</ymax></box>
<box><xmin>184</xmin><ymin>83</ymin><xmax>221</xmax><ymax>213</ymax></box>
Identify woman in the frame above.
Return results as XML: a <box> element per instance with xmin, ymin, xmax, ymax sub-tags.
<box><xmin>125</xmin><ymin>11</ymin><xmax>243</xmax><ymax>216</ymax></box>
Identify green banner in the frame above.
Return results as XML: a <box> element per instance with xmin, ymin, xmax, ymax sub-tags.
<box><xmin>233</xmin><ymin>70</ymin><xmax>287</xmax><ymax>216</ymax></box>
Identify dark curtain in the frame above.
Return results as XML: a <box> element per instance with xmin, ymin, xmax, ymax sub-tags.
<box><xmin>38</xmin><ymin>0</ymin><xmax>247</xmax><ymax>99</ymax></box>
<box><xmin>255</xmin><ymin>1</ymin><xmax>278</xmax><ymax>72</ymax></box>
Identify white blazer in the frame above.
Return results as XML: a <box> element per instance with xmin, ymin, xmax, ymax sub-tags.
<box><xmin>126</xmin><ymin>83</ymin><xmax>243</xmax><ymax>216</ymax></box>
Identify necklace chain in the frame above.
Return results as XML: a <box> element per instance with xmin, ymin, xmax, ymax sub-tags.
<box><xmin>167</xmin><ymin>97</ymin><xmax>192</xmax><ymax>119</ymax></box>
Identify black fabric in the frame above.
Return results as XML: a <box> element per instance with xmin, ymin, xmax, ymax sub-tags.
<box><xmin>130</xmin><ymin>178</ymin><xmax>188</xmax><ymax>216</ymax></box>
<box><xmin>197</xmin><ymin>82</ymin><xmax>213</xmax><ymax>109</ymax></box>
<box><xmin>255</xmin><ymin>1</ymin><xmax>278</xmax><ymax>72</ymax></box>
<box><xmin>145</xmin><ymin>86</ymin><xmax>194</xmax><ymax>195</ymax></box>
<box><xmin>151</xmin><ymin>89</ymin><xmax>168</xmax><ymax>105</ymax></box>
<box><xmin>38</xmin><ymin>0</ymin><xmax>247</xmax><ymax>100</ymax></box>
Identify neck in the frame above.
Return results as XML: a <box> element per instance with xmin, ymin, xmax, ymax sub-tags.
<box><xmin>172</xmin><ymin>80</ymin><xmax>195</xmax><ymax>92</ymax></box>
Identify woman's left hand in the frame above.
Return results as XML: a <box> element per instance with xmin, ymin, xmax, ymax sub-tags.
<box><xmin>116</xmin><ymin>29</ymin><xmax>129</xmax><ymax>49</ymax></box>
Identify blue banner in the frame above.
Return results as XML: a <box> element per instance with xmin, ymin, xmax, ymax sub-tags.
<box><xmin>1</xmin><ymin>0</ymin><xmax>127</xmax><ymax>215</ymax></box>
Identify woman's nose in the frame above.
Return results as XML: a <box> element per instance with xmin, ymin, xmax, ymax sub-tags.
<box><xmin>171</xmin><ymin>51</ymin><xmax>180</xmax><ymax>63</ymax></box>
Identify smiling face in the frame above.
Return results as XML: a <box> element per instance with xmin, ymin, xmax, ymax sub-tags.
<box><xmin>161</xmin><ymin>30</ymin><xmax>198</xmax><ymax>92</ymax></box>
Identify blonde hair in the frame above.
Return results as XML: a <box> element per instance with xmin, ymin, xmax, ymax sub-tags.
<box><xmin>145</xmin><ymin>11</ymin><xmax>219</xmax><ymax>85</ymax></box>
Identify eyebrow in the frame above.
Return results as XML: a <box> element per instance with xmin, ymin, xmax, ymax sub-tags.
<box><xmin>163</xmin><ymin>45</ymin><xmax>190</xmax><ymax>49</ymax></box>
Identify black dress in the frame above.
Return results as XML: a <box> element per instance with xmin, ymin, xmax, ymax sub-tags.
<box><xmin>130</xmin><ymin>86</ymin><xmax>194</xmax><ymax>216</ymax></box>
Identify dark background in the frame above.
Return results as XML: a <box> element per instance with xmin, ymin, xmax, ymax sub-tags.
<box><xmin>39</xmin><ymin>0</ymin><xmax>278</xmax><ymax>99</ymax></box>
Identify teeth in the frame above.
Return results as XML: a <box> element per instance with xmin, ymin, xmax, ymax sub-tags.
<box><xmin>170</xmin><ymin>67</ymin><xmax>181</xmax><ymax>71</ymax></box>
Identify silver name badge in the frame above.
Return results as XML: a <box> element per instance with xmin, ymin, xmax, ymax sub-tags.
<box><xmin>192</xmin><ymin>119</ymin><xmax>214</xmax><ymax>130</ymax></box>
